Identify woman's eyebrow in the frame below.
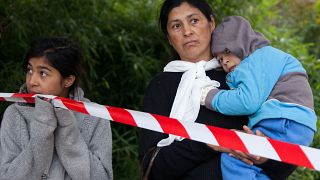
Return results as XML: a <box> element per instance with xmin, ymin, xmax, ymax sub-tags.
<box><xmin>187</xmin><ymin>13</ymin><xmax>199</xmax><ymax>19</ymax></box>
<box><xmin>168</xmin><ymin>19</ymin><xmax>180</xmax><ymax>24</ymax></box>
<box><xmin>168</xmin><ymin>13</ymin><xmax>199</xmax><ymax>24</ymax></box>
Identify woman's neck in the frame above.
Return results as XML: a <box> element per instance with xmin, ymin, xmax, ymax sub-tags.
<box><xmin>181</xmin><ymin>55</ymin><xmax>214</xmax><ymax>63</ymax></box>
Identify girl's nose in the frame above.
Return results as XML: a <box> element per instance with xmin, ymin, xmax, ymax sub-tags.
<box><xmin>28</xmin><ymin>74</ymin><xmax>39</xmax><ymax>86</ymax></box>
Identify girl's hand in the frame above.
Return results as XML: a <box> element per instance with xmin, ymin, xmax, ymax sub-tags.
<box><xmin>34</xmin><ymin>97</ymin><xmax>57</xmax><ymax>127</ymax></box>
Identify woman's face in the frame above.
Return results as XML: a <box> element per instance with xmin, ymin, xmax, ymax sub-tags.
<box><xmin>166</xmin><ymin>2</ymin><xmax>215</xmax><ymax>62</ymax></box>
<box><xmin>26</xmin><ymin>57</ymin><xmax>74</xmax><ymax>97</ymax></box>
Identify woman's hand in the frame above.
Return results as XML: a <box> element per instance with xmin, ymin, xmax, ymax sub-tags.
<box><xmin>207</xmin><ymin>144</ymin><xmax>232</xmax><ymax>154</ymax></box>
<box><xmin>207</xmin><ymin>125</ymin><xmax>268</xmax><ymax>165</ymax></box>
<box><xmin>228</xmin><ymin>126</ymin><xmax>268</xmax><ymax>165</ymax></box>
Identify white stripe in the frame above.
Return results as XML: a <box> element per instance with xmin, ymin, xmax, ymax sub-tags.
<box><xmin>301</xmin><ymin>145</ymin><xmax>320</xmax><ymax>171</ymax></box>
<box><xmin>127</xmin><ymin>110</ymin><xmax>164</xmax><ymax>133</ymax></box>
<box><xmin>180</xmin><ymin>121</ymin><xmax>219</xmax><ymax>146</ymax></box>
<box><xmin>236</xmin><ymin>131</ymin><xmax>281</xmax><ymax>161</ymax></box>
<box><xmin>84</xmin><ymin>102</ymin><xmax>112</xmax><ymax>120</ymax></box>
<box><xmin>0</xmin><ymin>93</ymin><xmax>14</xmax><ymax>97</ymax></box>
<box><xmin>35</xmin><ymin>94</ymin><xmax>57</xmax><ymax>99</ymax></box>
<box><xmin>52</xmin><ymin>99</ymin><xmax>68</xmax><ymax>109</ymax></box>
<box><xmin>4</xmin><ymin>97</ymin><xmax>27</xmax><ymax>103</ymax></box>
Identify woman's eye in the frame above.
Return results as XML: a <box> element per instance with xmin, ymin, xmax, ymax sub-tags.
<box><xmin>172</xmin><ymin>23</ymin><xmax>181</xmax><ymax>29</ymax></box>
<box><xmin>191</xmin><ymin>18</ymin><xmax>199</xmax><ymax>24</ymax></box>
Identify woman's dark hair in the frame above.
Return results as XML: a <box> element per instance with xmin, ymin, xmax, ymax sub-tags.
<box><xmin>159</xmin><ymin>0</ymin><xmax>215</xmax><ymax>36</ymax></box>
<box><xmin>23</xmin><ymin>37</ymin><xmax>84</xmax><ymax>92</ymax></box>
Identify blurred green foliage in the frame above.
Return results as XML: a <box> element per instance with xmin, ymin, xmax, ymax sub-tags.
<box><xmin>0</xmin><ymin>0</ymin><xmax>319</xmax><ymax>179</ymax></box>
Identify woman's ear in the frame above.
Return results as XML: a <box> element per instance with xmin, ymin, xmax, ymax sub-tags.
<box><xmin>64</xmin><ymin>75</ymin><xmax>76</xmax><ymax>88</ymax></box>
<box><xmin>210</xmin><ymin>15</ymin><xmax>215</xmax><ymax>33</ymax></box>
<box><xmin>167</xmin><ymin>35</ymin><xmax>172</xmax><ymax>46</ymax></box>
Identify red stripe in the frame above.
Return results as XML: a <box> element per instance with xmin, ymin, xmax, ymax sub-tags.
<box><xmin>0</xmin><ymin>97</ymin><xmax>5</xmax><ymax>101</ymax></box>
<box><xmin>269</xmin><ymin>139</ymin><xmax>314</xmax><ymax>169</ymax></box>
<box><xmin>12</xmin><ymin>93</ymin><xmax>35</xmax><ymax>103</ymax></box>
<box><xmin>23</xmin><ymin>97</ymin><xmax>35</xmax><ymax>103</ymax></box>
<box><xmin>207</xmin><ymin>126</ymin><xmax>249</xmax><ymax>153</ymax></box>
<box><xmin>151</xmin><ymin>114</ymin><xmax>190</xmax><ymax>139</ymax></box>
<box><xmin>12</xmin><ymin>93</ymin><xmax>34</xmax><ymax>98</ymax></box>
<box><xmin>106</xmin><ymin>106</ymin><xmax>137</xmax><ymax>127</ymax></box>
<box><xmin>57</xmin><ymin>97</ymin><xmax>89</xmax><ymax>115</ymax></box>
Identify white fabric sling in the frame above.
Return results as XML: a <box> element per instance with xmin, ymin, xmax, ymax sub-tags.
<box><xmin>157</xmin><ymin>58</ymin><xmax>221</xmax><ymax>147</ymax></box>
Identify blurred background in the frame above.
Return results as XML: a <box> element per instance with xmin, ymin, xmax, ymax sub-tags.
<box><xmin>0</xmin><ymin>0</ymin><xmax>319</xmax><ymax>179</ymax></box>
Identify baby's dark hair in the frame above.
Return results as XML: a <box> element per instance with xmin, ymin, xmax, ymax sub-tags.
<box><xmin>23</xmin><ymin>37</ymin><xmax>84</xmax><ymax>92</ymax></box>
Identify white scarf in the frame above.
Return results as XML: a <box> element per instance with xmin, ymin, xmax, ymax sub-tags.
<box><xmin>157</xmin><ymin>58</ymin><xmax>221</xmax><ymax>147</ymax></box>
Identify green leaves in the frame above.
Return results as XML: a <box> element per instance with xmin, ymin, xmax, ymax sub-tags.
<box><xmin>0</xmin><ymin>0</ymin><xmax>319</xmax><ymax>179</ymax></box>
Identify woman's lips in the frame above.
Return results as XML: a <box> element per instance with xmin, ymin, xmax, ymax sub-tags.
<box><xmin>184</xmin><ymin>40</ymin><xmax>198</xmax><ymax>47</ymax></box>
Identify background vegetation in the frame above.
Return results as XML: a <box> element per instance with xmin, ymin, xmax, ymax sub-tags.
<box><xmin>0</xmin><ymin>0</ymin><xmax>319</xmax><ymax>179</ymax></box>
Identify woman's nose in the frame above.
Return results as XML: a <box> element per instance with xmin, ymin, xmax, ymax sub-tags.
<box><xmin>183</xmin><ymin>24</ymin><xmax>193</xmax><ymax>36</ymax></box>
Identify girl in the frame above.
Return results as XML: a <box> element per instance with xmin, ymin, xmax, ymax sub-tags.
<box><xmin>0</xmin><ymin>37</ymin><xmax>113</xmax><ymax>180</ymax></box>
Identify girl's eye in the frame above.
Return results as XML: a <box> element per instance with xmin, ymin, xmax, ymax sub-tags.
<box><xmin>26</xmin><ymin>67</ymin><xmax>33</xmax><ymax>74</ymax></box>
<box><xmin>40</xmin><ymin>71</ymin><xmax>48</xmax><ymax>77</ymax></box>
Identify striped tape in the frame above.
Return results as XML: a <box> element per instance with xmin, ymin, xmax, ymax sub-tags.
<box><xmin>0</xmin><ymin>93</ymin><xmax>319</xmax><ymax>171</ymax></box>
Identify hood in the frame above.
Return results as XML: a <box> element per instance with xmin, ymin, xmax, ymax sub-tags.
<box><xmin>211</xmin><ymin>16</ymin><xmax>270</xmax><ymax>60</ymax></box>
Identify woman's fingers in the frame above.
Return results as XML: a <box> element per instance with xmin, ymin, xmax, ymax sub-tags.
<box><xmin>255</xmin><ymin>129</ymin><xmax>266</xmax><ymax>137</ymax></box>
<box><xmin>229</xmin><ymin>150</ymin><xmax>254</xmax><ymax>165</ymax></box>
<box><xmin>211</xmin><ymin>126</ymin><xmax>269</xmax><ymax>165</ymax></box>
<box><xmin>207</xmin><ymin>144</ymin><xmax>232</xmax><ymax>153</ymax></box>
<box><xmin>242</xmin><ymin>125</ymin><xmax>254</xmax><ymax>134</ymax></box>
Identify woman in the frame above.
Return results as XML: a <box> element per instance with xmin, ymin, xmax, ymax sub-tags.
<box><xmin>139</xmin><ymin>0</ymin><xmax>246</xmax><ymax>179</ymax></box>
<box><xmin>139</xmin><ymin>0</ymin><xmax>295</xmax><ymax>179</ymax></box>
<box><xmin>0</xmin><ymin>37</ymin><xmax>113</xmax><ymax>179</ymax></box>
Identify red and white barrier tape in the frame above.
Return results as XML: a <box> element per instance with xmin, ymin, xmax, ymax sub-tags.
<box><xmin>0</xmin><ymin>93</ymin><xmax>319</xmax><ymax>171</ymax></box>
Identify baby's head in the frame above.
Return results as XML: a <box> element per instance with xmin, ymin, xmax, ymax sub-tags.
<box><xmin>215</xmin><ymin>48</ymin><xmax>241</xmax><ymax>73</ymax></box>
<box><xmin>211</xmin><ymin>16</ymin><xmax>269</xmax><ymax>72</ymax></box>
<box><xmin>23</xmin><ymin>37</ymin><xmax>83</xmax><ymax>97</ymax></box>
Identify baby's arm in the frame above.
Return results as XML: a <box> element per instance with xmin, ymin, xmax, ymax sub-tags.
<box><xmin>203</xmin><ymin>53</ymin><xmax>285</xmax><ymax>115</ymax></box>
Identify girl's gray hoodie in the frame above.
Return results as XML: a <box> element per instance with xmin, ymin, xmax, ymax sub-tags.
<box><xmin>0</xmin><ymin>86</ymin><xmax>113</xmax><ymax>180</ymax></box>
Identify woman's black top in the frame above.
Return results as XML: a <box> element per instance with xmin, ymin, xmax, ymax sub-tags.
<box><xmin>139</xmin><ymin>69</ymin><xmax>295</xmax><ymax>180</ymax></box>
<box><xmin>139</xmin><ymin>69</ymin><xmax>247</xmax><ymax>180</ymax></box>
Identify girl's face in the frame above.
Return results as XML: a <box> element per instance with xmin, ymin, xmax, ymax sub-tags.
<box><xmin>166</xmin><ymin>2</ymin><xmax>215</xmax><ymax>62</ymax></box>
<box><xmin>26</xmin><ymin>57</ymin><xmax>74</xmax><ymax>97</ymax></box>
<box><xmin>216</xmin><ymin>52</ymin><xmax>241</xmax><ymax>73</ymax></box>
